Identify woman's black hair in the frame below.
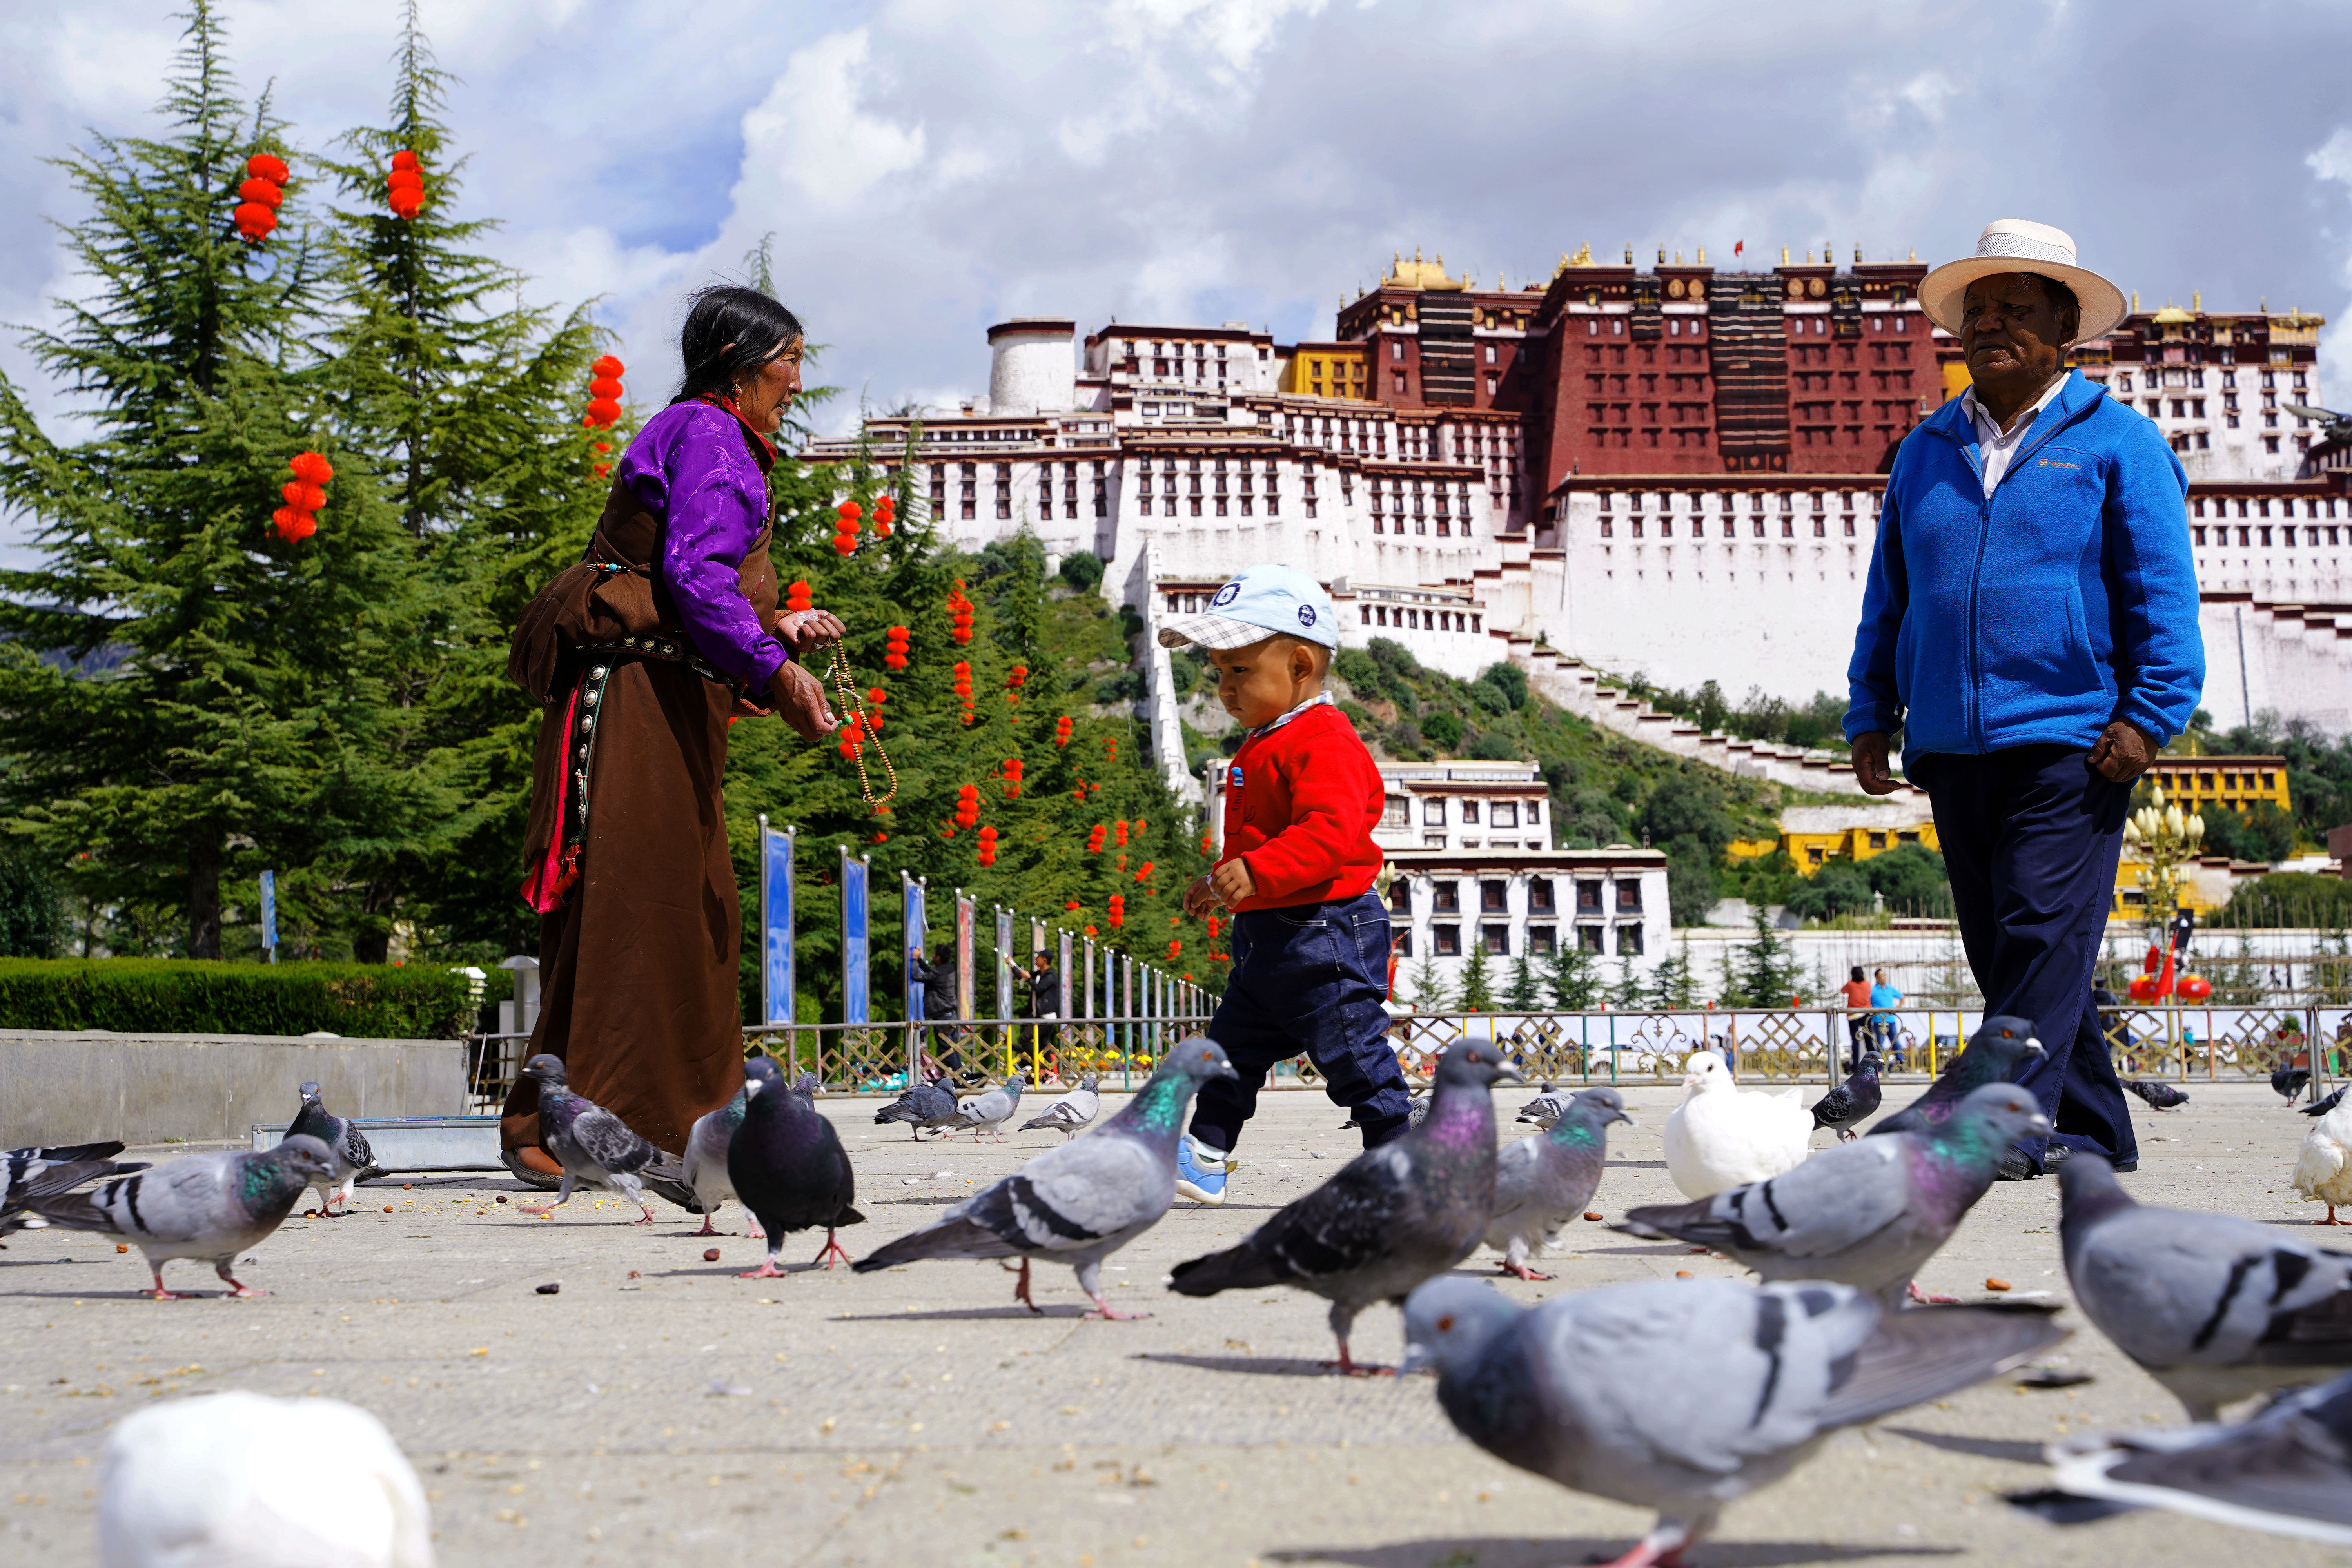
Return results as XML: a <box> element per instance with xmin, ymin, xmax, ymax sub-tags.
<box><xmin>673</xmin><ymin>285</ymin><xmax>804</xmax><ymax>404</ymax></box>
<box><xmin>1850</xmin><ymin>965</ymin><xmax>1865</xmax><ymax>983</ymax></box>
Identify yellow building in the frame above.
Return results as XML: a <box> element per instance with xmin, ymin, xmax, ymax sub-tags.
<box><xmin>1281</xmin><ymin>341</ymin><xmax>1370</xmax><ymax>401</ymax></box>
<box><xmin>2140</xmin><ymin>753</ymin><xmax>2291</xmax><ymax>817</ymax></box>
<box><xmin>1728</xmin><ymin>809</ymin><xmax>1940</xmax><ymax>874</ymax></box>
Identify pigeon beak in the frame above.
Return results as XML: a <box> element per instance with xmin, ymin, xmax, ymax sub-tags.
<box><xmin>2026</xmin><ymin>1111</ymin><xmax>2052</xmax><ymax>1136</ymax></box>
<box><xmin>1494</xmin><ymin>1065</ymin><xmax>1526</xmax><ymax>1086</ymax></box>
<box><xmin>1614</xmin><ymin>1112</ymin><xmax>1639</xmax><ymax>1129</ymax></box>
<box><xmin>2022</xmin><ymin>1038</ymin><xmax>2047</xmax><ymax>1060</ymax></box>
<box><xmin>1397</xmin><ymin>1341</ymin><xmax>1434</xmax><ymax>1377</ymax></box>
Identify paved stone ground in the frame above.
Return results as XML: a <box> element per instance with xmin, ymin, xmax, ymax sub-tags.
<box><xmin>2</xmin><ymin>1077</ymin><xmax>2340</xmax><ymax>1567</ymax></box>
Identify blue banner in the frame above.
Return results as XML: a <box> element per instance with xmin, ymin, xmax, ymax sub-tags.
<box><xmin>759</xmin><ymin>818</ymin><xmax>793</xmax><ymax>1025</ymax></box>
<box><xmin>1058</xmin><ymin>927</ymin><xmax>1073</xmax><ymax>1017</ymax></box>
<box><xmin>841</xmin><ymin>849</ymin><xmax>869</xmax><ymax>1025</ymax></box>
<box><xmin>903</xmin><ymin>871</ymin><xmax>926</xmax><ymax>1023</ymax></box>
<box><xmin>259</xmin><ymin>869</ymin><xmax>278</xmax><ymax>956</ymax></box>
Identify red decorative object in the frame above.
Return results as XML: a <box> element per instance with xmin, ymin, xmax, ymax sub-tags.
<box><xmin>386</xmin><ymin>149</ymin><xmax>425</xmax><ymax>220</ymax></box>
<box><xmin>976</xmin><ymin>825</ymin><xmax>999</xmax><ymax>867</ymax></box>
<box><xmin>866</xmin><ymin>687</ymin><xmax>888</xmax><ymax>731</ymax></box>
<box><xmin>1084</xmin><ymin>924</ymin><xmax>1098</xmax><ymax>938</ymax></box>
<box><xmin>271</xmin><ymin>451</ymin><xmax>332</xmax><ymax>542</ymax></box>
<box><xmin>233</xmin><ymin>153</ymin><xmax>286</xmax><ymax>243</ymax></box>
<box><xmin>1065</xmin><ymin>900</ymin><xmax>1080</xmax><ymax>911</ymax></box>
<box><xmin>871</xmin><ymin>494</ymin><xmax>895</xmax><ymax>539</ymax></box>
<box><xmin>954</xmin><ymin>784</ymin><xmax>981</xmax><ymax>829</ymax></box>
<box><xmin>1134</xmin><ymin>860</ymin><xmax>1155</xmax><ymax>883</ymax></box>
<box><xmin>1000</xmin><ymin>757</ymin><xmax>1024</xmax><ymax>799</ymax></box>
<box><xmin>1108</xmin><ymin>893</ymin><xmax>1125</xmax><ymax>929</ymax></box>
<box><xmin>952</xmin><ymin>658</ymin><xmax>975</xmax><ymax>723</ymax></box>
<box><xmin>1006</xmin><ymin>664</ymin><xmax>1028</xmax><ymax>691</ymax></box>
<box><xmin>1085</xmin><ymin>824</ymin><xmax>1106</xmax><ymax>855</ymax></box>
<box><xmin>1114</xmin><ymin>820</ymin><xmax>1129</xmax><ymax>848</ymax></box>
<box><xmin>884</xmin><ymin>624</ymin><xmax>910</xmax><ymax>671</ymax></box>
<box><xmin>946</xmin><ymin>582</ymin><xmax>975</xmax><ymax>644</ymax></box>
<box><xmin>1206</xmin><ymin>916</ymin><xmax>1221</xmax><ymax>939</ymax></box>
<box><xmin>1103</xmin><ymin>737</ymin><xmax>1118</xmax><ymax>764</ymax></box>
<box><xmin>786</xmin><ymin>579</ymin><xmax>814</xmax><ymax>615</ymax></box>
<box><xmin>581</xmin><ymin>355</ymin><xmax>625</xmax><ymax>429</ymax></box>
<box><xmin>1167</xmin><ymin>940</ymin><xmax>1181</xmax><ymax>961</ymax></box>
<box><xmin>832</xmin><ymin>498</ymin><xmax>862</xmax><ymax>556</ymax></box>
<box><xmin>1053</xmin><ymin>715</ymin><xmax>1074</xmax><ymax>748</ymax></box>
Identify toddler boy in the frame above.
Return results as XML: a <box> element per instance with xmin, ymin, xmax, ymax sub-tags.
<box><xmin>1162</xmin><ymin>565</ymin><xmax>1410</xmax><ymax>1205</ymax></box>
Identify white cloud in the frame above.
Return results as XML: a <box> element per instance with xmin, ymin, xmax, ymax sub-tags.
<box><xmin>2308</xmin><ymin>126</ymin><xmax>2352</xmax><ymax>411</ymax></box>
<box><xmin>740</xmin><ymin>29</ymin><xmax>925</xmax><ymax>211</ymax></box>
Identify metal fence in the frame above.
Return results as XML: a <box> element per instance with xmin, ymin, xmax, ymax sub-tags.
<box><xmin>462</xmin><ymin>1001</ymin><xmax>2352</xmax><ymax>1112</ymax></box>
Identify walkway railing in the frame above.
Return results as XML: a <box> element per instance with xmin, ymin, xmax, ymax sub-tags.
<box><xmin>463</xmin><ymin>1001</ymin><xmax>2351</xmax><ymax>1112</ymax></box>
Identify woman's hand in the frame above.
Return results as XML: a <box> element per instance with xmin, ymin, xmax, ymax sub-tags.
<box><xmin>768</xmin><ymin>661</ymin><xmax>839</xmax><ymax>742</ymax></box>
<box><xmin>773</xmin><ymin>608</ymin><xmax>847</xmax><ymax>656</ymax></box>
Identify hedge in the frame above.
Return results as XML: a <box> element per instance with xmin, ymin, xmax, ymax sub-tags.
<box><xmin>0</xmin><ymin>959</ymin><xmax>491</xmax><ymax>1039</ymax></box>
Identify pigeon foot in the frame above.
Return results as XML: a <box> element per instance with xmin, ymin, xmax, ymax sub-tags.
<box><xmin>737</xmin><ymin>1258</ymin><xmax>788</xmax><ymax>1279</ymax></box>
<box><xmin>1323</xmin><ymin>1340</ymin><xmax>1394</xmax><ymax>1377</ymax></box>
<box><xmin>1013</xmin><ymin>1257</ymin><xmax>1044</xmax><ymax>1315</ymax></box>
<box><xmin>1501</xmin><ymin>1261</ymin><xmax>1555</xmax><ymax>1282</ymax></box>
<box><xmin>2316</xmin><ymin>1208</ymin><xmax>2346</xmax><ymax>1225</ymax></box>
<box><xmin>693</xmin><ymin>1215</ymin><xmax>720</xmax><ymax>1238</ymax></box>
<box><xmin>629</xmin><ymin>1209</ymin><xmax>656</xmax><ymax>1225</ymax></box>
<box><xmin>1085</xmin><ymin>1297</ymin><xmax>1150</xmax><ymax>1321</ymax></box>
<box><xmin>517</xmin><ymin>1202</ymin><xmax>557</xmax><ymax>1217</ymax></box>
<box><xmin>809</xmin><ymin>1230</ymin><xmax>852</xmax><ymax>1270</ymax></box>
<box><xmin>1906</xmin><ymin>1279</ymin><xmax>1961</xmax><ymax>1305</ymax></box>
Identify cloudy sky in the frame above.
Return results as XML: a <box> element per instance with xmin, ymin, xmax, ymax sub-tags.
<box><xmin>5</xmin><ymin>0</ymin><xmax>2352</xmax><ymax>452</ymax></box>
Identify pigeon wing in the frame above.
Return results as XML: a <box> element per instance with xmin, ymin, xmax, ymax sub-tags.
<box><xmin>561</xmin><ymin>1103</ymin><xmax>657</xmax><ymax>1177</ymax></box>
<box><xmin>960</xmin><ymin>1136</ymin><xmax>1165</xmax><ymax>1254</ymax></box>
<box><xmin>1241</xmin><ymin>1145</ymin><xmax>1424</xmax><ymax>1285</ymax></box>
<box><xmin>1817</xmin><ymin>1302</ymin><xmax>2068</xmax><ymax>1426</ymax></box>
<box><xmin>1622</xmin><ymin>1139</ymin><xmax>1913</xmax><ymax>1261</ymax></box>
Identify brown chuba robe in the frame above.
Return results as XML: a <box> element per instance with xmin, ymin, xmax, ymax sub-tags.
<box><xmin>501</xmin><ymin>430</ymin><xmax>777</xmax><ymax>1158</ymax></box>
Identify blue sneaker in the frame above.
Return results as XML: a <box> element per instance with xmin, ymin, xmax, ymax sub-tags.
<box><xmin>1176</xmin><ymin>1134</ymin><xmax>1232</xmax><ymax>1206</ymax></box>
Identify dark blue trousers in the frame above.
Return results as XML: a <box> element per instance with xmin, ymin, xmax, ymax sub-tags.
<box><xmin>1911</xmin><ymin>745</ymin><xmax>2137</xmax><ymax>1171</ymax></box>
<box><xmin>1191</xmin><ymin>891</ymin><xmax>1412</xmax><ymax>1153</ymax></box>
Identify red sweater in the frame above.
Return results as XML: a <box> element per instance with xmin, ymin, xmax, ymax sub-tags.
<box><xmin>1220</xmin><ymin>702</ymin><xmax>1385</xmax><ymax>911</ymax></box>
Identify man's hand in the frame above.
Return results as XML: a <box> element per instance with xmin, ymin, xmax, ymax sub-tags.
<box><xmin>2088</xmin><ymin>720</ymin><xmax>2156</xmax><ymax>783</ymax></box>
<box><xmin>1850</xmin><ymin>731</ymin><xmax>1900</xmax><ymax>795</ymax></box>
<box><xmin>772</xmin><ymin>608</ymin><xmax>848</xmax><ymax>656</ymax></box>
<box><xmin>1209</xmin><ymin>858</ymin><xmax>1257</xmax><ymax>909</ymax></box>
<box><xmin>768</xmin><ymin>660</ymin><xmax>839</xmax><ymax>742</ymax></box>
<box><xmin>1181</xmin><ymin>873</ymin><xmax>1220</xmax><ymax>918</ymax></box>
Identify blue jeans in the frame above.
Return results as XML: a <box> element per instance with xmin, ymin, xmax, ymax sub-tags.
<box><xmin>1911</xmin><ymin>744</ymin><xmax>2137</xmax><ymax>1171</ymax></box>
<box><xmin>1190</xmin><ymin>891</ymin><xmax>1410</xmax><ymax>1152</ymax></box>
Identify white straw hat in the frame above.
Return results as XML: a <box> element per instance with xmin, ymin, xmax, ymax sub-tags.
<box><xmin>1918</xmin><ymin>219</ymin><xmax>2129</xmax><ymax>344</ymax></box>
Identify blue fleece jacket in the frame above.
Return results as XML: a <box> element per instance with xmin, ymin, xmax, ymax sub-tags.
<box><xmin>1845</xmin><ymin>369</ymin><xmax>2204</xmax><ymax>757</ymax></box>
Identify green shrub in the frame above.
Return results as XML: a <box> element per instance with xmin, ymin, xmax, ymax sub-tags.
<box><xmin>0</xmin><ymin>958</ymin><xmax>484</xmax><ymax>1038</ymax></box>
<box><xmin>1478</xmin><ymin>663</ymin><xmax>1528</xmax><ymax>710</ymax></box>
<box><xmin>1057</xmin><ymin>550</ymin><xmax>1104</xmax><ymax>591</ymax></box>
<box><xmin>0</xmin><ymin>854</ymin><xmax>61</xmax><ymax>957</ymax></box>
<box><xmin>1469</xmin><ymin>679</ymin><xmax>1511</xmax><ymax>716</ymax></box>
<box><xmin>1333</xmin><ymin>646</ymin><xmax>1382</xmax><ymax>695</ymax></box>
<box><xmin>1422</xmin><ymin>711</ymin><xmax>1463</xmax><ymax>751</ymax></box>
<box><xmin>1468</xmin><ymin>729</ymin><xmax>1520</xmax><ymax>761</ymax></box>
<box><xmin>2211</xmin><ymin>873</ymin><xmax>2352</xmax><ymax>929</ymax></box>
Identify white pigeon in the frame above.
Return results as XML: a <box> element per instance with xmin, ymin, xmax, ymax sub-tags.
<box><xmin>1662</xmin><ymin>1051</ymin><xmax>1812</xmax><ymax>1200</ymax></box>
<box><xmin>2292</xmin><ymin>1093</ymin><xmax>2352</xmax><ymax>1224</ymax></box>
<box><xmin>100</xmin><ymin>1390</ymin><xmax>435</xmax><ymax>1568</ymax></box>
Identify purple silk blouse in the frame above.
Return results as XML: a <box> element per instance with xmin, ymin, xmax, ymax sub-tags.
<box><xmin>616</xmin><ymin>399</ymin><xmax>789</xmax><ymax>689</ymax></box>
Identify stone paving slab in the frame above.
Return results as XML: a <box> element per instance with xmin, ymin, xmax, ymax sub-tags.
<box><xmin>0</xmin><ymin>1078</ymin><xmax>2337</xmax><ymax>1566</ymax></box>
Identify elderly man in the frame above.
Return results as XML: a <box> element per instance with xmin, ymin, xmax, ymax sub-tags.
<box><xmin>1846</xmin><ymin>218</ymin><xmax>2203</xmax><ymax>1180</ymax></box>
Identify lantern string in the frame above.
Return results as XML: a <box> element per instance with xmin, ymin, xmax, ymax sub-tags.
<box><xmin>815</xmin><ymin>639</ymin><xmax>897</xmax><ymax>807</ymax></box>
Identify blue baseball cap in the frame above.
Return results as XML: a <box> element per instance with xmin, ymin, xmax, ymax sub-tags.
<box><xmin>1156</xmin><ymin>564</ymin><xmax>1339</xmax><ymax>652</ymax></box>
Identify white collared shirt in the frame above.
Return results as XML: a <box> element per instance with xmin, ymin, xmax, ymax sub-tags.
<box><xmin>1246</xmin><ymin>691</ymin><xmax>1332</xmax><ymax>739</ymax></box>
<box><xmin>1960</xmin><ymin>375</ymin><xmax>2067</xmax><ymax>496</ymax></box>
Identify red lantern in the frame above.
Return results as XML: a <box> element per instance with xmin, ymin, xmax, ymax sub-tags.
<box><xmin>1000</xmin><ymin>757</ymin><xmax>1023</xmax><ymax>799</ymax></box>
<box><xmin>976</xmin><ymin>825</ymin><xmax>999</xmax><ymax>867</ymax></box>
<box><xmin>884</xmin><ymin>624</ymin><xmax>910</xmax><ymax>671</ymax></box>
<box><xmin>1065</xmin><ymin>900</ymin><xmax>1080</xmax><ymax>911</ymax></box>
<box><xmin>1114</xmin><ymin>820</ymin><xmax>1129</xmax><ymax>848</ymax></box>
<box><xmin>1086</xmin><ymin>825</ymin><xmax>1106</xmax><ymax>855</ymax></box>
<box><xmin>581</xmin><ymin>356</ymin><xmax>625</xmax><ymax>430</ymax></box>
<box><xmin>271</xmin><ymin>451</ymin><xmax>332</xmax><ymax>543</ymax></box>
<box><xmin>387</xmin><ymin>149</ymin><xmax>425</xmax><ymax>220</ymax></box>
<box><xmin>247</xmin><ymin>153</ymin><xmax>289</xmax><ymax>185</ymax></box>
<box><xmin>945</xmin><ymin>583</ymin><xmax>975</xmax><ymax>645</ymax></box>
<box><xmin>1007</xmin><ymin>664</ymin><xmax>1028</xmax><ymax>690</ymax></box>
<box><xmin>1108</xmin><ymin>894</ymin><xmax>1125</xmax><ymax>929</ymax></box>
<box><xmin>232</xmin><ymin>154</ymin><xmax>286</xmax><ymax>244</ymax></box>
<box><xmin>872</xmin><ymin>494</ymin><xmax>895</xmax><ymax>539</ymax></box>
<box><xmin>955</xmin><ymin>783</ymin><xmax>981</xmax><ymax>829</ymax></box>
<box><xmin>1206</xmin><ymin>916</ymin><xmax>1221</xmax><ymax>939</ymax></box>
<box><xmin>1084</xmin><ymin>925</ymin><xmax>1098</xmax><ymax>938</ymax></box>
<box><xmin>1167</xmin><ymin>940</ymin><xmax>1182</xmax><ymax>960</ymax></box>
<box><xmin>1134</xmin><ymin>860</ymin><xmax>1155</xmax><ymax>883</ymax></box>
<box><xmin>786</xmin><ymin>579</ymin><xmax>814</xmax><ymax>615</ymax></box>
<box><xmin>1054</xmin><ymin>715</ymin><xmax>1073</xmax><ymax>748</ymax></box>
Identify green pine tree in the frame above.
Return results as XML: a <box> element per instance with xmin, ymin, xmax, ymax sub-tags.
<box><xmin>312</xmin><ymin>4</ymin><xmax>610</xmax><ymax>959</ymax></box>
<box><xmin>1730</xmin><ymin>908</ymin><xmax>1805</xmax><ymax>1007</ymax></box>
<box><xmin>1458</xmin><ymin>941</ymin><xmax>1495</xmax><ymax>1012</ymax></box>
<box><xmin>1405</xmin><ymin>953</ymin><xmax>1453</xmax><ymax>1012</ymax></box>
<box><xmin>1506</xmin><ymin>951</ymin><xmax>1542</xmax><ymax>1010</ymax></box>
<box><xmin>1646</xmin><ymin>937</ymin><xmax>1697</xmax><ymax>1010</ymax></box>
<box><xmin>0</xmin><ymin>4</ymin><xmax>426</xmax><ymax>958</ymax></box>
<box><xmin>1546</xmin><ymin>941</ymin><xmax>1600</xmax><ymax>1009</ymax></box>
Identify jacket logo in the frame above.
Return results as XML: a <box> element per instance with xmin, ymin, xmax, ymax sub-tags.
<box><xmin>1230</xmin><ymin>766</ymin><xmax>1243</xmax><ymax>788</ymax></box>
<box><xmin>2037</xmin><ymin>457</ymin><xmax>2082</xmax><ymax>470</ymax></box>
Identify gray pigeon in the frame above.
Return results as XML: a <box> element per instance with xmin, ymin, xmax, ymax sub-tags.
<box><xmin>1808</xmin><ymin>1054</ymin><xmax>1882</xmax><ymax>1141</ymax></box>
<box><xmin>1019</xmin><ymin>1075</ymin><xmax>1101</xmax><ymax>1138</ymax></box>
<box><xmin>1515</xmin><ymin>1083</ymin><xmax>1575</xmax><ymax>1131</ymax></box>
<box><xmin>515</xmin><ymin>1054</ymin><xmax>693</xmax><ymax>1224</ymax></box>
<box><xmin>1485</xmin><ymin>1087</ymin><xmax>1633</xmax><ymax>1280</ymax></box>
<box><xmin>1169</xmin><ymin>1038</ymin><xmax>1523</xmax><ymax>1374</ymax></box>
<box><xmin>874</xmin><ymin>1080</ymin><xmax>961</xmax><ymax>1140</ymax></box>
<box><xmin>729</xmin><ymin>1057</ymin><xmax>862</xmax><ymax>1276</ymax></box>
<box><xmin>1869</xmin><ymin>1014</ymin><xmax>2046</xmax><ymax>1139</ymax></box>
<box><xmin>3</xmin><ymin>1142</ymin><xmax>146</xmax><ymax>1243</ymax></box>
<box><xmin>2060</xmin><ymin>1152</ymin><xmax>2352</xmax><ymax>1421</ymax></box>
<box><xmin>853</xmin><ymin>1039</ymin><xmax>1238</xmax><ymax>1316</ymax></box>
<box><xmin>1343</xmin><ymin>1089</ymin><xmax>1429</xmax><ymax>1132</ymax></box>
<box><xmin>28</xmin><ymin>1136</ymin><xmax>337</xmax><ymax>1298</ymax></box>
<box><xmin>1617</xmin><ymin>1083</ymin><xmax>2048</xmax><ymax>1309</ymax></box>
<box><xmin>789</xmin><ymin>1070</ymin><xmax>821</xmax><ymax>1102</ymax></box>
<box><xmin>683</xmin><ymin>1058</ymin><xmax>765</xmax><ymax>1240</ymax></box>
<box><xmin>952</xmin><ymin>1072</ymin><xmax>1027</xmax><ymax>1143</ymax></box>
<box><xmin>286</xmin><ymin>1080</ymin><xmax>381</xmax><ymax>1215</ymax></box>
<box><xmin>2009</xmin><ymin>1368</ymin><xmax>2352</xmax><ymax>1545</ymax></box>
<box><xmin>1403</xmin><ymin>1275</ymin><xmax>2066</xmax><ymax>1566</ymax></box>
